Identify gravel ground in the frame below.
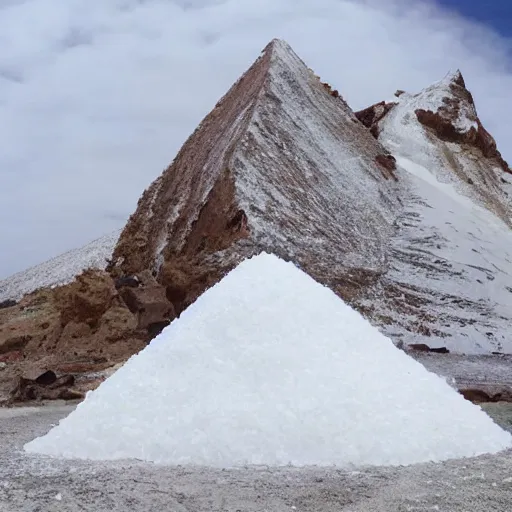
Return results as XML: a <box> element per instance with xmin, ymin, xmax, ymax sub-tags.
<box><xmin>410</xmin><ymin>353</ymin><xmax>512</xmax><ymax>388</ymax></box>
<box><xmin>1</xmin><ymin>405</ymin><xmax>512</xmax><ymax>511</ymax></box>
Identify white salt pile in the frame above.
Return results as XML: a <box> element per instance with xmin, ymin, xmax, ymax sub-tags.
<box><xmin>24</xmin><ymin>253</ymin><xmax>511</xmax><ymax>467</ymax></box>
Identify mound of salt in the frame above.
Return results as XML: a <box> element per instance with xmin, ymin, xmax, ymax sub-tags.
<box><xmin>25</xmin><ymin>253</ymin><xmax>511</xmax><ymax>467</ymax></box>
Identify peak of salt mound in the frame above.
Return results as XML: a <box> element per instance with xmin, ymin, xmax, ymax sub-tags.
<box><xmin>25</xmin><ymin>253</ymin><xmax>511</xmax><ymax>467</ymax></box>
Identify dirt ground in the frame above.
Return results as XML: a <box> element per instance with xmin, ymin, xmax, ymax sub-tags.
<box><xmin>1</xmin><ymin>404</ymin><xmax>512</xmax><ymax>512</ymax></box>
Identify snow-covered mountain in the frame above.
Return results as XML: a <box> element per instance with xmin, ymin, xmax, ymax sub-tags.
<box><xmin>2</xmin><ymin>39</ymin><xmax>511</xmax><ymax>356</ymax></box>
<box><xmin>356</xmin><ymin>71</ymin><xmax>512</xmax><ymax>353</ymax></box>
<box><xmin>110</xmin><ymin>39</ymin><xmax>511</xmax><ymax>354</ymax></box>
<box><xmin>0</xmin><ymin>230</ymin><xmax>120</xmax><ymax>302</ymax></box>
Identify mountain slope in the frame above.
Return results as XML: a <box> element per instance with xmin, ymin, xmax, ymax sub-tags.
<box><xmin>0</xmin><ymin>231</ymin><xmax>120</xmax><ymax>302</ymax></box>
<box><xmin>357</xmin><ymin>72</ymin><xmax>512</xmax><ymax>353</ymax></box>
<box><xmin>110</xmin><ymin>39</ymin><xmax>403</xmax><ymax>312</ymax></box>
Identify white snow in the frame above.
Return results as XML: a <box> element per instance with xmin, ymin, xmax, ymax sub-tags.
<box><xmin>0</xmin><ymin>230</ymin><xmax>120</xmax><ymax>302</ymax></box>
<box><xmin>373</xmin><ymin>75</ymin><xmax>512</xmax><ymax>354</ymax></box>
<box><xmin>24</xmin><ymin>253</ymin><xmax>511</xmax><ymax>468</ymax></box>
<box><xmin>396</xmin><ymin>157</ymin><xmax>494</xmax><ymax>217</ymax></box>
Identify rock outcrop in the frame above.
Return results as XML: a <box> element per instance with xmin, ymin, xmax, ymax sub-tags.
<box><xmin>0</xmin><ymin>268</ymin><xmax>171</xmax><ymax>402</ymax></box>
<box><xmin>414</xmin><ymin>71</ymin><xmax>510</xmax><ymax>175</ymax></box>
<box><xmin>9</xmin><ymin>371</ymin><xmax>83</xmax><ymax>403</ymax></box>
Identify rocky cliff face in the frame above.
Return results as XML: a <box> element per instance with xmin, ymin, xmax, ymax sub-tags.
<box><xmin>110</xmin><ymin>39</ymin><xmax>403</xmax><ymax>315</ymax></box>
<box><xmin>0</xmin><ymin>268</ymin><xmax>173</xmax><ymax>402</ymax></box>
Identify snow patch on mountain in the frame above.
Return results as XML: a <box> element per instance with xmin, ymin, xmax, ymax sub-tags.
<box><xmin>0</xmin><ymin>231</ymin><xmax>120</xmax><ymax>302</ymax></box>
<box><xmin>368</xmin><ymin>75</ymin><xmax>512</xmax><ymax>354</ymax></box>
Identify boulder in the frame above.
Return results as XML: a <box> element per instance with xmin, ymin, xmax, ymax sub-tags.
<box><xmin>407</xmin><ymin>344</ymin><xmax>450</xmax><ymax>354</ymax></box>
<box><xmin>408</xmin><ymin>343</ymin><xmax>431</xmax><ymax>352</ymax></box>
<box><xmin>430</xmin><ymin>347</ymin><xmax>450</xmax><ymax>354</ymax></box>
<box><xmin>119</xmin><ymin>272</ymin><xmax>174</xmax><ymax>330</ymax></box>
<box><xmin>95</xmin><ymin>306</ymin><xmax>138</xmax><ymax>343</ymax></box>
<box><xmin>54</xmin><ymin>269</ymin><xmax>119</xmax><ymax>327</ymax></box>
<box><xmin>9</xmin><ymin>372</ymin><xmax>81</xmax><ymax>403</ymax></box>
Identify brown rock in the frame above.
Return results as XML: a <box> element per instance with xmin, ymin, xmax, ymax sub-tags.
<box><xmin>54</xmin><ymin>269</ymin><xmax>119</xmax><ymax>328</ymax></box>
<box><xmin>52</xmin><ymin>388</ymin><xmax>84</xmax><ymax>401</ymax></box>
<box><xmin>35</xmin><ymin>370</ymin><xmax>57</xmax><ymax>386</ymax></box>
<box><xmin>458</xmin><ymin>387</ymin><xmax>512</xmax><ymax>404</ymax></box>
<box><xmin>375</xmin><ymin>154</ymin><xmax>398</xmax><ymax>181</ymax></box>
<box><xmin>56</xmin><ymin>361</ymin><xmax>112</xmax><ymax>374</ymax></box>
<box><xmin>114</xmin><ymin>275</ymin><xmax>140</xmax><ymax>289</ymax></box>
<box><xmin>10</xmin><ymin>377</ymin><xmax>38</xmax><ymax>401</ymax></box>
<box><xmin>9</xmin><ymin>373</ymin><xmax>81</xmax><ymax>403</ymax></box>
<box><xmin>0</xmin><ymin>267</ymin><xmax>151</xmax><ymax>398</ymax></box>
<box><xmin>0</xmin><ymin>290</ymin><xmax>62</xmax><ymax>358</ymax></box>
<box><xmin>0</xmin><ymin>351</ymin><xmax>23</xmax><ymax>363</ymax></box>
<box><xmin>95</xmin><ymin>306</ymin><xmax>138</xmax><ymax>342</ymax></box>
<box><xmin>407</xmin><ymin>343</ymin><xmax>450</xmax><ymax>354</ymax></box>
<box><xmin>459</xmin><ymin>388</ymin><xmax>493</xmax><ymax>403</ymax></box>
<box><xmin>0</xmin><ymin>299</ymin><xmax>16</xmax><ymax>309</ymax></box>
<box><xmin>430</xmin><ymin>347</ymin><xmax>450</xmax><ymax>354</ymax></box>
<box><xmin>161</xmin><ymin>259</ymin><xmax>212</xmax><ymax>315</ymax></box>
<box><xmin>1</xmin><ymin>297</ymin><xmax>49</xmax><ymax>354</ymax></box>
<box><xmin>492</xmin><ymin>389</ymin><xmax>512</xmax><ymax>403</ymax></box>
<box><xmin>49</xmin><ymin>374</ymin><xmax>75</xmax><ymax>389</ymax></box>
<box><xmin>408</xmin><ymin>343</ymin><xmax>431</xmax><ymax>352</ymax></box>
<box><xmin>355</xmin><ymin>101</ymin><xmax>396</xmax><ymax>138</ymax></box>
<box><xmin>60</xmin><ymin>321</ymin><xmax>93</xmax><ymax>342</ymax></box>
<box><xmin>119</xmin><ymin>274</ymin><xmax>174</xmax><ymax>331</ymax></box>
<box><xmin>0</xmin><ymin>334</ymin><xmax>32</xmax><ymax>354</ymax></box>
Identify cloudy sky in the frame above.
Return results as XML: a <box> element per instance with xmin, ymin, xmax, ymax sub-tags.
<box><xmin>0</xmin><ymin>0</ymin><xmax>511</xmax><ymax>278</ymax></box>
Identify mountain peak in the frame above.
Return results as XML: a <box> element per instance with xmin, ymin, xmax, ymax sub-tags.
<box><xmin>110</xmin><ymin>39</ymin><xmax>402</xmax><ymax>313</ymax></box>
<box><xmin>358</xmin><ymin>70</ymin><xmax>510</xmax><ymax>176</ymax></box>
<box><xmin>443</xmin><ymin>69</ymin><xmax>466</xmax><ymax>89</ymax></box>
<box><xmin>264</xmin><ymin>38</ymin><xmax>293</xmax><ymax>54</ymax></box>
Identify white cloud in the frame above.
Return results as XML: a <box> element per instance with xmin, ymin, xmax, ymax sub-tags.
<box><xmin>0</xmin><ymin>0</ymin><xmax>511</xmax><ymax>277</ymax></box>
